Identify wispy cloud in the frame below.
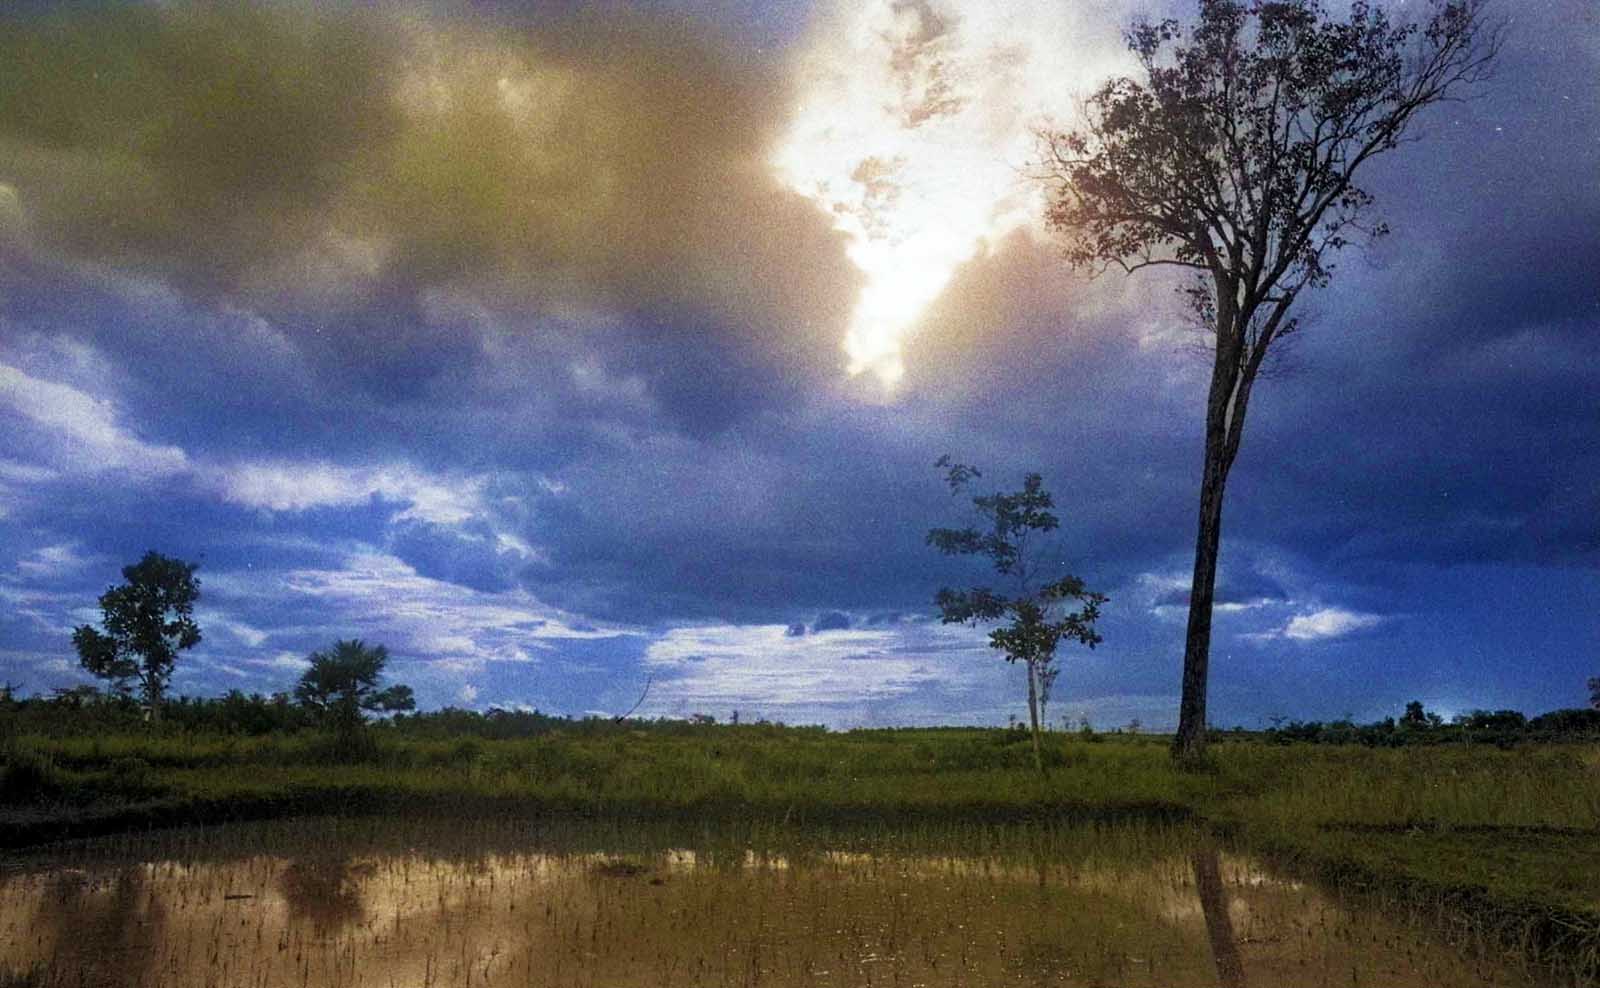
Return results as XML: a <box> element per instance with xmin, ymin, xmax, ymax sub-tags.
<box><xmin>1136</xmin><ymin>566</ymin><xmax>1288</xmax><ymax>621</ymax></box>
<box><xmin>210</xmin><ymin>550</ymin><xmax>636</xmax><ymax>675</ymax></box>
<box><xmin>0</xmin><ymin>460</ymin><xmax>56</xmax><ymax>485</ymax></box>
<box><xmin>208</xmin><ymin>460</ymin><xmax>487</xmax><ymax>526</ymax></box>
<box><xmin>14</xmin><ymin>542</ymin><xmax>94</xmax><ymax>581</ymax></box>
<box><xmin>0</xmin><ymin>582</ymin><xmax>82</xmax><ymax>636</ymax></box>
<box><xmin>198</xmin><ymin>612</ymin><xmax>272</xmax><ymax>649</ymax></box>
<box><xmin>642</xmin><ymin>620</ymin><xmax>990</xmax><ymax>720</ymax></box>
<box><xmin>1</xmin><ymin>347</ymin><xmax>534</xmax><ymax>548</ymax></box>
<box><xmin>244</xmin><ymin>652</ymin><xmax>312</xmax><ymax>673</ymax></box>
<box><xmin>0</xmin><ymin>361</ymin><xmax>189</xmax><ymax>478</ymax></box>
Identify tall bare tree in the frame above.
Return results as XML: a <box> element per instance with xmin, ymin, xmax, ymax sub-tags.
<box><xmin>1037</xmin><ymin>0</ymin><xmax>1498</xmax><ymax>760</ymax></box>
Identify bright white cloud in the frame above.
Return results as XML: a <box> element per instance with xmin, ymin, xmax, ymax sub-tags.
<box><xmin>642</xmin><ymin>620</ymin><xmax>991</xmax><ymax>721</ymax></box>
<box><xmin>0</xmin><ymin>361</ymin><xmax>189</xmax><ymax>477</ymax></box>
<box><xmin>1280</xmin><ymin>608</ymin><xmax>1384</xmax><ymax>642</ymax></box>
<box><xmin>209</xmin><ymin>461</ymin><xmax>486</xmax><ymax>526</ymax></box>
<box><xmin>1137</xmin><ymin>557</ymin><xmax>1385</xmax><ymax>646</ymax></box>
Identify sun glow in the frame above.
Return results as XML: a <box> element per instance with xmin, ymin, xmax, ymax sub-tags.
<box><xmin>773</xmin><ymin>0</ymin><xmax>1129</xmax><ymax>387</ymax></box>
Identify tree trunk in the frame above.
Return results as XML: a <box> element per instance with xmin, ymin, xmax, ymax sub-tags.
<box><xmin>1025</xmin><ymin>660</ymin><xmax>1044</xmax><ymax>774</ymax></box>
<box><xmin>1173</xmin><ymin>388</ymin><xmax>1233</xmax><ymax>762</ymax></box>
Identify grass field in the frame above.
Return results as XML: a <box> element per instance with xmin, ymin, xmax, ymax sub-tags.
<box><xmin>4</xmin><ymin>725</ymin><xmax>1599</xmax><ymax>976</ymax></box>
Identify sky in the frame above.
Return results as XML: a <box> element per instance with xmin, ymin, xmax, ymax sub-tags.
<box><xmin>0</xmin><ymin>0</ymin><xmax>1596</xmax><ymax>730</ymax></box>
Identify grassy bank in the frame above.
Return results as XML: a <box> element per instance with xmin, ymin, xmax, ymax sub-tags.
<box><xmin>4</xmin><ymin>726</ymin><xmax>1599</xmax><ymax>975</ymax></box>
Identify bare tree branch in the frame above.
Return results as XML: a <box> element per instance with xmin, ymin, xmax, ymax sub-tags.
<box><xmin>613</xmin><ymin>674</ymin><xmax>653</xmax><ymax>723</ymax></box>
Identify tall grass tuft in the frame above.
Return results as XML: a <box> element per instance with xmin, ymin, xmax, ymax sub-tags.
<box><xmin>0</xmin><ymin>744</ymin><xmax>64</xmax><ymax>805</ymax></box>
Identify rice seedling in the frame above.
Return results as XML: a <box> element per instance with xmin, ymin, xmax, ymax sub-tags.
<box><xmin>0</xmin><ymin>817</ymin><xmax>1573</xmax><ymax>987</ymax></box>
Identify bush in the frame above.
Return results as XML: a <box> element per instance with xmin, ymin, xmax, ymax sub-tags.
<box><xmin>107</xmin><ymin>755</ymin><xmax>159</xmax><ymax>797</ymax></box>
<box><xmin>301</xmin><ymin>728</ymin><xmax>394</xmax><ymax>766</ymax></box>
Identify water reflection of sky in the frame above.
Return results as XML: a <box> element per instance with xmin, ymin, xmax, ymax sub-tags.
<box><xmin>0</xmin><ymin>823</ymin><xmax>1553</xmax><ymax>988</ymax></box>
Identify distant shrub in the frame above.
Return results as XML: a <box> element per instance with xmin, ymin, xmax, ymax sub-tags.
<box><xmin>1528</xmin><ymin>708</ymin><xmax>1600</xmax><ymax>736</ymax></box>
<box><xmin>1459</xmin><ymin>709</ymin><xmax>1527</xmax><ymax>732</ymax></box>
<box><xmin>1260</xmin><ymin>701</ymin><xmax>1600</xmax><ymax>748</ymax></box>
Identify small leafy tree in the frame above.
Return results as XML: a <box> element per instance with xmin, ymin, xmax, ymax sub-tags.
<box><xmin>928</xmin><ymin>457</ymin><xmax>1107</xmax><ymax>772</ymax></box>
<box><xmin>72</xmin><ymin>551</ymin><xmax>201</xmax><ymax>722</ymax></box>
<box><xmin>294</xmin><ymin>640</ymin><xmax>415</xmax><ymax>736</ymax></box>
<box><xmin>1589</xmin><ymin>676</ymin><xmax>1600</xmax><ymax>711</ymax></box>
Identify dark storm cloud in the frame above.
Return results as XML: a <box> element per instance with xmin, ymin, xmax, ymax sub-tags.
<box><xmin>0</xmin><ymin>1</ymin><xmax>858</xmax><ymax>425</ymax></box>
<box><xmin>1203</xmin><ymin>0</ymin><xmax>1600</xmax><ymax>572</ymax></box>
<box><xmin>1214</xmin><ymin>15</ymin><xmax>1600</xmax><ymax>572</ymax></box>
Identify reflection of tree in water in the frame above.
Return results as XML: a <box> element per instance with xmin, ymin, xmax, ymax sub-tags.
<box><xmin>1192</xmin><ymin>847</ymin><xmax>1246</xmax><ymax>988</ymax></box>
<box><xmin>278</xmin><ymin>855</ymin><xmax>374</xmax><ymax>935</ymax></box>
<box><xmin>38</xmin><ymin>868</ymin><xmax>165</xmax><ymax>987</ymax></box>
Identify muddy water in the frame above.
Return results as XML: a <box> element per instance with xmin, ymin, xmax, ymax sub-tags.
<box><xmin>0</xmin><ymin>819</ymin><xmax>1557</xmax><ymax>987</ymax></box>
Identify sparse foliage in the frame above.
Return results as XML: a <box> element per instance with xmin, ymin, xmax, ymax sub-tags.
<box><xmin>295</xmin><ymin>640</ymin><xmax>414</xmax><ymax>735</ymax></box>
<box><xmin>1037</xmin><ymin>0</ymin><xmax>1498</xmax><ymax>762</ymax></box>
<box><xmin>72</xmin><ymin>551</ymin><xmax>202</xmax><ymax>722</ymax></box>
<box><xmin>928</xmin><ymin>457</ymin><xmax>1107</xmax><ymax>772</ymax></box>
<box><xmin>1589</xmin><ymin>676</ymin><xmax>1600</xmax><ymax>711</ymax></box>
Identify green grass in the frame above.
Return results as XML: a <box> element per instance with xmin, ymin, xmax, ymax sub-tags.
<box><xmin>3</xmin><ymin>725</ymin><xmax>1598</xmax><ymax>974</ymax></box>
<box><xmin>8</xmin><ymin>728</ymin><xmax>1597</xmax><ymax>833</ymax></box>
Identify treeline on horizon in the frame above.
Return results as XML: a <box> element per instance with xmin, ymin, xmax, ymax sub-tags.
<box><xmin>4</xmin><ymin>685</ymin><xmax>1598</xmax><ymax>748</ymax></box>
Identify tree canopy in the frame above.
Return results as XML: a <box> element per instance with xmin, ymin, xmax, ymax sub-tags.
<box><xmin>72</xmin><ymin>550</ymin><xmax>202</xmax><ymax>721</ymax></box>
<box><xmin>295</xmin><ymin>639</ymin><xmax>415</xmax><ymax>732</ymax></box>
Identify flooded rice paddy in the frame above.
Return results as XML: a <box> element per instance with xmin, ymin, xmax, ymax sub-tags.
<box><xmin>0</xmin><ymin>817</ymin><xmax>1566</xmax><ymax>987</ymax></box>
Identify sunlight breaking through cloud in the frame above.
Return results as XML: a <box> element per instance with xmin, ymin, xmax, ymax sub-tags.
<box><xmin>773</xmin><ymin>0</ymin><xmax>1131</xmax><ymax>385</ymax></box>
